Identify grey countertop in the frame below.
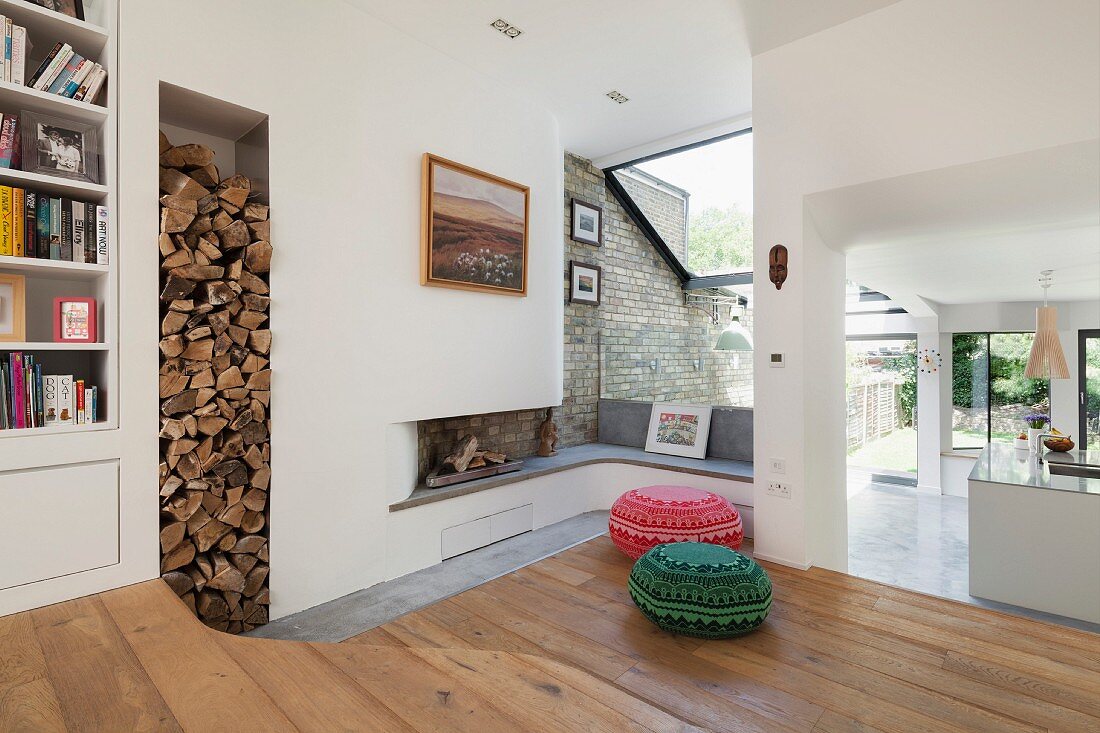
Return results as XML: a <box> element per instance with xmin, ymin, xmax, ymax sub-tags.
<box><xmin>390</xmin><ymin>443</ymin><xmax>754</xmax><ymax>512</ymax></box>
<box><xmin>969</xmin><ymin>443</ymin><xmax>1100</xmax><ymax>495</ymax></box>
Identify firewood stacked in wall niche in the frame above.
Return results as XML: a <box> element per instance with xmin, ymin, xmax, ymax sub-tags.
<box><xmin>157</xmin><ymin>130</ymin><xmax>272</xmax><ymax>633</ymax></box>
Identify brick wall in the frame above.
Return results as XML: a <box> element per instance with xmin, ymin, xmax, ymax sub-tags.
<box><xmin>416</xmin><ymin>153</ymin><xmax>753</xmax><ymax>480</ymax></box>
<box><xmin>616</xmin><ymin>169</ymin><xmax>689</xmax><ymax>263</ymax></box>
<box><xmin>417</xmin><ymin>407</ymin><xmax>554</xmax><ymax>481</ymax></box>
<box><xmin>563</xmin><ymin>152</ymin><xmax>753</xmax><ymax>446</ymax></box>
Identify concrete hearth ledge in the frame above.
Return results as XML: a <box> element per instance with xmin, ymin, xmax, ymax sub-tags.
<box><xmin>391</xmin><ymin>443</ymin><xmax>754</xmax><ymax>512</ymax></box>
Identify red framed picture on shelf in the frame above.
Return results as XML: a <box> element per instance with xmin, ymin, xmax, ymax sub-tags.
<box><xmin>53</xmin><ymin>297</ymin><xmax>96</xmax><ymax>343</ymax></box>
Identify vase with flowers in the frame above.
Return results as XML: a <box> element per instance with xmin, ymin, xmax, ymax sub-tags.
<box><xmin>1023</xmin><ymin>413</ymin><xmax>1050</xmax><ymax>453</ymax></box>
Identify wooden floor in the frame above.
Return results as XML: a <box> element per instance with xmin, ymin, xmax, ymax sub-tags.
<box><xmin>2</xmin><ymin>536</ymin><xmax>1099</xmax><ymax>732</ymax></box>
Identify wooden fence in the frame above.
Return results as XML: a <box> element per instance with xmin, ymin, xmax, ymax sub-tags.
<box><xmin>847</xmin><ymin>378</ymin><xmax>902</xmax><ymax>451</ymax></box>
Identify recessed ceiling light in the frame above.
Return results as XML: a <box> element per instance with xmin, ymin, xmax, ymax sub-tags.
<box><xmin>606</xmin><ymin>91</ymin><xmax>629</xmax><ymax>104</ymax></box>
<box><xmin>490</xmin><ymin>18</ymin><xmax>523</xmax><ymax>38</ymax></box>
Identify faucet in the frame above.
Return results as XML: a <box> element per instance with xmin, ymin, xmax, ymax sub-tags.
<box><xmin>1035</xmin><ymin>434</ymin><xmax>1059</xmax><ymax>463</ymax></box>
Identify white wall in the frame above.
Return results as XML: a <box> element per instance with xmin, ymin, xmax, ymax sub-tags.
<box><xmin>753</xmin><ymin>0</ymin><xmax>1099</xmax><ymax>569</ymax></box>
<box><xmin>120</xmin><ymin>0</ymin><xmax>564</xmax><ymax>618</ymax></box>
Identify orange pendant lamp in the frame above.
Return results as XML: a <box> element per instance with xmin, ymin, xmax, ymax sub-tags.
<box><xmin>1024</xmin><ymin>270</ymin><xmax>1070</xmax><ymax>379</ymax></box>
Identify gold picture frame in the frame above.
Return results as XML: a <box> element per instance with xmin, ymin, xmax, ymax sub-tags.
<box><xmin>421</xmin><ymin>153</ymin><xmax>530</xmax><ymax>296</ymax></box>
<box><xmin>0</xmin><ymin>273</ymin><xmax>26</xmax><ymax>342</ymax></box>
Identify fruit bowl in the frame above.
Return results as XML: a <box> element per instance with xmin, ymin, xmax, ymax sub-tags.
<box><xmin>1043</xmin><ymin>436</ymin><xmax>1075</xmax><ymax>452</ymax></box>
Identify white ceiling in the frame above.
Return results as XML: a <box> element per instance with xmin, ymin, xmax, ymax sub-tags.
<box><xmin>343</xmin><ymin>0</ymin><xmax>901</xmax><ymax>160</ymax></box>
<box><xmin>807</xmin><ymin>139</ymin><xmax>1100</xmax><ymax>313</ymax></box>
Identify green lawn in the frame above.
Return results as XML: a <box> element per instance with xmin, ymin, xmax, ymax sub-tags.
<box><xmin>847</xmin><ymin>429</ymin><xmax>917</xmax><ymax>474</ymax></box>
<box><xmin>848</xmin><ymin>427</ymin><xmax>1034</xmax><ymax>474</ymax></box>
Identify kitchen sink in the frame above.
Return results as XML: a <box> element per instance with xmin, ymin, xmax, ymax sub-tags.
<box><xmin>1047</xmin><ymin>463</ymin><xmax>1100</xmax><ymax>479</ymax></box>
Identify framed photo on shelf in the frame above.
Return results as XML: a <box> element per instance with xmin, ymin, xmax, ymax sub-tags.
<box><xmin>421</xmin><ymin>153</ymin><xmax>529</xmax><ymax>296</ymax></box>
<box><xmin>20</xmin><ymin>111</ymin><xmax>100</xmax><ymax>184</ymax></box>
<box><xmin>0</xmin><ymin>273</ymin><xmax>26</xmax><ymax>342</ymax></box>
<box><xmin>568</xmin><ymin>260</ymin><xmax>601</xmax><ymax>306</ymax></box>
<box><xmin>24</xmin><ymin>0</ymin><xmax>85</xmax><ymax>20</ymax></box>
<box><xmin>644</xmin><ymin>403</ymin><xmax>713</xmax><ymax>460</ymax></box>
<box><xmin>53</xmin><ymin>296</ymin><xmax>97</xmax><ymax>343</ymax></box>
<box><xmin>570</xmin><ymin>198</ymin><xmax>603</xmax><ymax>246</ymax></box>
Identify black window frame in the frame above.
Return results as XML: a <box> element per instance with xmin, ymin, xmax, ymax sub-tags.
<box><xmin>602</xmin><ymin>128</ymin><xmax>754</xmax><ymax>290</ymax></box>
<box><xmin>951</xmin><ymin>331</ymin><xmax>1052</xmax><ymax>449</ymax></box>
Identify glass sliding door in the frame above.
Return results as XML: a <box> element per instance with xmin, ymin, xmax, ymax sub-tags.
<box><xmin>952</xmin><ymin>334</ymin><xmax>990</xmax><ymax>448</ymax></box>
<box><xmin>989</xmin><ymin>333</ymin><xmax>1050</xmax><ymax>443</ymax></box>
<box><xmin>846</xmin><ymin>339</ymin><xmax>918</xmax><ymax>482</ymax></box>
<box><xmin>951</xmin><ymin>332</ymin><xmax>1050</xmax><ymax>448</ymax></box>
<box><xmin>1082</xmin><ymin>330</ymin><xmax>1100</xmax><ymax>451</ymax></box>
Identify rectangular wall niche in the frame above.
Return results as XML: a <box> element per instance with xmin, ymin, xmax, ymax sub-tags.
<box><xmin>157</xmin><ymin>82</ymin><xmax>272</xmax><ymax>633</ymax></box>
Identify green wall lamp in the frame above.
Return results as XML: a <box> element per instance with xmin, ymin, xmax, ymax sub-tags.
<box><xmin>714</xmin><ymin>316</ymin><xmax>753</xmax><ymax>351</ymax></box>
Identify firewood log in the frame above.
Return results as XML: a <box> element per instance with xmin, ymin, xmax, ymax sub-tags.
<box><xmin>442</xmin><ymin>434</ymin><xmax>479</xmax><ymax>474</ymax></box>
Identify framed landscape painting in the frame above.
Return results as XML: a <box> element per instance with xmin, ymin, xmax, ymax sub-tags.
<box><xmin>571</xmin><ymin>198</ymin><xmax>602</xmax><ymax>246</ymax></box>
<box><xmin>421</xmin><ymin>153</ymin><xmax>529</xmax><ymax>296</ymax></box>
<box><xmin>569</xmin><ymin>261</ymin><xmax>601</xmax><ymax>305</ymax></box>
<box><xmin>644</xmin><ymin>403</ymin><xmax>713</xmax><ymax>459</ymax></box>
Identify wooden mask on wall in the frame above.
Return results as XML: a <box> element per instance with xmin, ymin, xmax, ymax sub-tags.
<box><xmin>769</xmin><ymin>244</ymin><xmax>788</xmax><ymax>290</ymax></box>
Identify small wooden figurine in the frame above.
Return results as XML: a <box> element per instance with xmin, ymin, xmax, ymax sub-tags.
<box><xmin>537</xmin><ymin>407</ymin><xmax>559</xmax><ymax>457</ymax></box>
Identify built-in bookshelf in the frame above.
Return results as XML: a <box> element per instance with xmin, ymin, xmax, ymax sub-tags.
<box><xmin>0</xmin><ymin>0</ymin><xmax>116</xmax><ymax>440</ymax></box>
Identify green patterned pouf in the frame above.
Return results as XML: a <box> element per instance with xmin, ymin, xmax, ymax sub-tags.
<box><xmin>628</xmin><ymin>542</ymin><xmax>772</xmax><ymax>639</ymax></box>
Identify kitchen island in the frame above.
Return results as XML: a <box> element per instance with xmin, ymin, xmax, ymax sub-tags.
<box><xmin>969</xmin><ymin>443</ymin><xmax>1100</xmax><ymax>623</ymax></box>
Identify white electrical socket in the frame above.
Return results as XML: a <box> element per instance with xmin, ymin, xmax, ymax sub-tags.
<box><xmin>770</xmin><ymin>458</ymin><xmax>786</xmax><ymax>474</ymax></box>
<box><xmin>767</xmin><ymin>482</ymin><xmax>791</xmax><ymax>499</ymax></box>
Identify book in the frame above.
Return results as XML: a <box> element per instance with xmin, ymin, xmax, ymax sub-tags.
<box><xmin>10</xmin><ymin>25</ymin><xmax>25</xmax><ymax>87</ymax></box>
<box><xmin>23</xmin><ymin>190</ymin><xmax>35</xmax><ymax>258</ymax></box>
<box><xmin>80</xmin><ymin>66</ymin><xmax>107</xmax><ymax>105</ymax></box>
<box><xmin>56</xmin><ymin>374</ymin><xmax>74</xmax><ymax>425</ymax></box>
<box><xmin>96</xmin><ymin>205</ymin><xmax>108</xmax><ymax>264</ymax></box>
<box><xmin>75</xmin><ymin>379</ymin><xmax>84</xmax><ymax>424</ymax></box>
<box><xmin>36</xmin><ymin>193</ymin><xmax>50</xmax><ymax>258</ymax></box>
<box><xmin>2</xmin><ymin>17</ymin><xmax>11</xmax><ymax>84</ymax></box>
<box><xmin>0</xmin><ymin>114</ymin><xmax>16</xmax><ymax>169</ymax></box>
<box><xmin>72</xmin><ymin>63</ymin><xmax>100</xmax><ymax>101</ymax></box>
<box><xmin>11</xmin><ymin>352</ymin><xmax>23</xmax><ymax>429</ymax></box>
<box><xmin>71</xmin><ymin>199</ymin><xmax>85</xmax><ymax>263</ymax></box>
<box><xmin>60</xmin><ymin>58</ymin><xmax>94</xmax><ymax>98</ymax></box>
<box><xmin>0</xmin><ymin>360</ymin><xmax>8</xmax><ymax>429</ymax></box>
<box><xmin>84</xmin><ymin>202</ymin><xmax>96</xmax><ymax>263</ymax></box>
<box><xmin>46</xmin><ymin>52</ymin><xmax>83</xmax><ymax>95</ymax></box>
<box><xmin>34</xmin><ymin>363</ymin><xmax>43</xmax><ymax>427</ymax></box>
<box><xmin>89</xmin><ymin>386</ymin><xmax>97</xmax><ymax>423</ymax></box>
<box><xmin>49</xmin><ymin>197</ymin><xmax>60</xmax><ymax>259</ymax></box>
<box><xmin>0</xmin><ymin>185</ymin><xmax>11</xmax><ymax>256</ymax></box>
<box><xmin>43</xmin><ymin>374</ymin><xmax>58</xmax><ymax>425</ymax></box>
<box><xmin>24</xmin><ymin>355</ymin><xmax>35</xmax><ymax>427</ymax></box>
<box><xmin>33</xmin><ymin>45</ymin><xmax>73</xmax><ymax>91</ymax></box>
<box><xmin>28</xmin><ymin>42</ymin><xmax>65</xmax><ymax>89</ymax></box>
<box><xmin>12</xmin><ymin>186</ymin><xmax>22</xmax><ymax>257</ymax></box>
<box><xmin>60</xmin><ymin>197</ymin><xmax>72</xmax><ymax>261</ymax></box>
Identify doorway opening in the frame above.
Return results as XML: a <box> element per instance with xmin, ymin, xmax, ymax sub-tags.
<box><xmin>845</xmin><ymin>337</ymin><xmax>917</xmax><ymax>487</ymax></box>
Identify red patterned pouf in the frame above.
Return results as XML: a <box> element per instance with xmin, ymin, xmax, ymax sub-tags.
<box><xmin>609</xmin><ymin>485</ymin><xmax>743</xmax><ymax>560</ymax></box>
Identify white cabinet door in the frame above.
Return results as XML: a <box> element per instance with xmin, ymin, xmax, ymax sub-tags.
<box><xmin>441</xmin><ymin>517</ymin><xmax>491</xmax><ymax>560</ymax></box>
<box><xmin>0</xmin><ymin>461</ymin><xmax>119</xmax><ymax>590</ymax></box>
<box><xmin>490</xmin><ymin>504</ymin><xmax>533</xmax><ymax>543</ymax></box>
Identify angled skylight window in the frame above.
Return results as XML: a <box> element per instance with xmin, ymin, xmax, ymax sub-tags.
<box><xmin>606</xmin><ymin>130</ymin><xmax>753</xmax><ymax>283</ymax></box>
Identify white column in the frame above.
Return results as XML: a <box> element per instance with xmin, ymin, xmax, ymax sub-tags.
<box><xmin>915</xmin><ymin>327</ymin><xmax>943</xmax><ymax>493</ymax></box>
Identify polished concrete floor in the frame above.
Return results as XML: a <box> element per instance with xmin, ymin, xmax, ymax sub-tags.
<box><xmin>847</xmin><ymin>471</ymin><xmax>1100</xmax><ymax>633</ymax></box>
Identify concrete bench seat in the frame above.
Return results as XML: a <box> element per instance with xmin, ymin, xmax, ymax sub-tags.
<box><xmin>390</xmin><ymin>442</ymin><xmax>753</xmax><ymax>512</ymax></box>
